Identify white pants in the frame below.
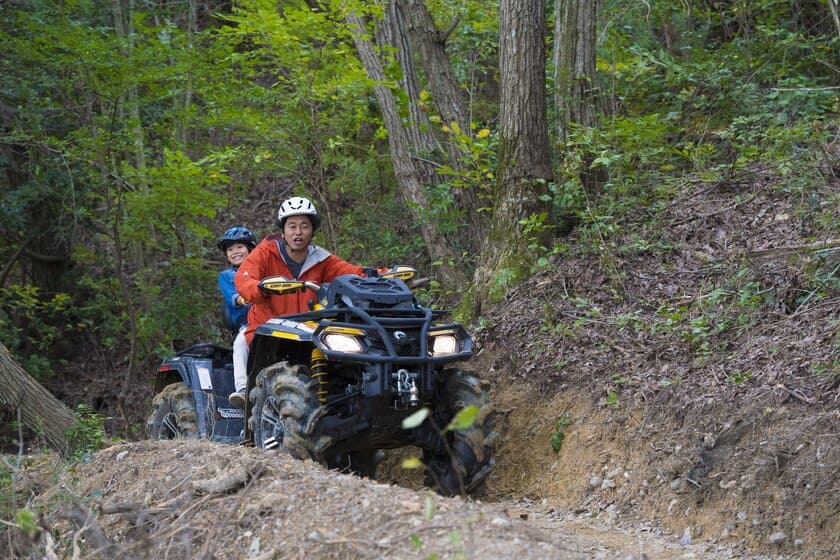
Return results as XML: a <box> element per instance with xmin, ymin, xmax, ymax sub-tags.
<box><xmin>232</xmin><ymin>327</ymin><xmax>249</xmax><ymax>393</ymax></box>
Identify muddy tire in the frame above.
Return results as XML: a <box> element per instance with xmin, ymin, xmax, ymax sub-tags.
<box><xmin>250</xmin><ymin>362</ymin><xmax>328</xmax><ymax>459</ymax></box>
<box><xmin>147</xmin><ymin>382</ymin><xmax>198</xmax><ymax>439</ymax></box>
<box><xmin>424</xmin><ymin>370</ymin><xmax>497</xmax><ymax>496</ymax></box>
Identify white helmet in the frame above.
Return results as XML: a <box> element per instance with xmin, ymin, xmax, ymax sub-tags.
<box><xmin>277</xmin><ymin>196</ymin><xmax>321</xmax><ymax>230</ymax></box>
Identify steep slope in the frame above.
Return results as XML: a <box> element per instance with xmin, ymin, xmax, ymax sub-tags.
<box><xmin>465</xmin><ymin>163</ymin><xmax>839</xmax><ymax>558</ymax></box>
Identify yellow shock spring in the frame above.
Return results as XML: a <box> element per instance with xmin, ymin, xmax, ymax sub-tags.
<box><xmin>311</xmin><ymin>348</ymin><xmax>328</xmax><ymax>404</ymax></box>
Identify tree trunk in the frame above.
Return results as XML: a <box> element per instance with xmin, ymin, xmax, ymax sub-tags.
<box><xmin>111</xmin><ymin>0</ymin><xmax>142</xmax><ymax>400</ymax></box>
<box><xmin>828</xmin><ymin>0</ymin><xmax>840</xmax><ymax>40</ymax></box>
<box><xmin>399</xmin><ymin>0</ymin><xmax>469</xmax><ymax>134</ymax></box>
<box><xmin>553</xmin><ymin>0</ymin><xmax>598</xmax><ymax>142</ymax></box>
<box><xmin>554</xmin><ymin>0</ymin><xmax>604</xmax><ymax>195</ymax></box>
<box><xmin>377</xmin><ymin>1</ymin><xmax>440</xmax><ymax>184</ymax></box>
<box><xmin>346</xmin><ymin>12</ymin><xmax>465</xmax><ymax>286</ymax></box>
<box><xmin>112</xmin><ymin>0</ymin><xmax>147</xmax><ymax>182</ymax></box>
<box><xmin>0</xmin><ymin>344</ymin><xmax>76</xmax><ymax>457</ymax></box>
<box><xmin>471</xmin><ymin>0</ymin><xmax>553</xmax><ymax>316</ymax></box>
<box><xmin>180</xmin><ymin>0</ymin><xmax>197</xmax><ymax>145</ymax></box>
<box><xmin>398</xmin><ymin>0</ymin><xmax>485</xmax><ymax>245</ymax></box>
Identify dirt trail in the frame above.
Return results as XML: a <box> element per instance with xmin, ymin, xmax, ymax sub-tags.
<box><xmin>16</xmin><ymin>439</ymin><xmax>793</xmax><ymax>559</ymax></box>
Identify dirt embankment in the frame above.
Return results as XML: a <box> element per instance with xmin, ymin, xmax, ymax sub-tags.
<box><xmin>7</xmin><ymin>439</ymin><xmax>805</xmax><ymax>559</ymax></box>
<box><xmin>463</xmin><ymin>167</ymin><xmax>839</xmax><ymax>559</ymax></box>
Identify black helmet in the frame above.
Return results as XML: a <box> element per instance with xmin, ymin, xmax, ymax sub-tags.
<box><xmin>217</xmin><ymin>226</ymin><xmax>257</xmax><ymax>252</ymax></box>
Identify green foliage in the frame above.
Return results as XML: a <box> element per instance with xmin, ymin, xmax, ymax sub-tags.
<box><xmin>561</xmin><ymin>1</ymin><xmax>838</xmax><ymax>259</ymax></box>
<box><xmin>221</xmin><ymin>0</ymin><xmax>411</xmax><ymax>266</ymax></box>
<box><xmin>520</xmin><ymin>209</ymin><xmax>560</xmax><ymax>269</ymax></box>
<box><xmin>409</xmin><ymin>533</ymin><xmax>423</xmax><ymax>549</ymax></box>
<box><xmin>402</xmin><ymin>408</ymin><xmax>431</xmax><ymax>430</ymax></box>
<box><xmin>332</xmin><ymin>171</ymin><xmax>426</xmax><ymax>267</ymax></box>
<box><xmin>0</xmin><ymin>285</ymin><xmax>76</xmax><ymax>380</ymax></box>
<box><xmin>0</xmin><ymin>459</ymin><xmax>12</xmax><ymax>517</ymax></box>
<box><xmin>447</xmin><ymin>529</ymin><xmax>466</xmax><ymax>560</ymax></box>
<box><xmin>0</xmin><ymin>1</ymin><xmax>250</xmax><ymax>374</ymax></box>
<box><xmin>602</xmin><ymin>1</ymin><xmax>837</xmax><ymax>125</ymax></box>
<box><xmin>445</xmin><ymin>406</ymin><xmax>479</xmax><ymax>431</ymax></box>
<box><xmin>15</xmin><ymin>508</ymin><xmax>38</xmax><ymax>537</ymax></box>
<box><xmin>0</xmin><ymin>0</ymin><xmax>836</xmax><ymax>445</ymax></box>
<box><xmin>66</xmin><ymin>404</ymin><xmax>110</xmax><ymax>461</ymax></box>
<box><xmin>554</xmin><ymin>26</ymin><xmax>835</xmax><ymax>361</ymax></box>
<box><xmin>401</xmin><ymin>406</ymin><xmax>478</xmax><ymax>433</ymax></box>
<box><xmin>682</xmin><ymin>314</ymin><xmax>731</xmax><ymax>354</ymax></box>
<box><xmin>141</xmin><ymin>257</ymin><xmax>220</xmax><ymax>357</ymax></box>
<box><xmin>436</xmin><ymin>124</ymin><xmax>497</xmax><ymax>213</ymax></box>
<box><xmin>726</xmin><ymin>371</ymin><xmax>754</xmax><ymax>385</ymax></box>
<box><xmin>71</xmin><ymin>274</ymin><xmax>124</xmax><ymax>352</ymax></box>
<box><xmin>424</xmin><ymin>495</ymin><xmax>435</xmax><ymax>520</ymax></box>
<box><xmin>487</xmin><ymin>266</ymin><xmax>519</xmax><ymax>303</ymax></box>
<box><xmin>799</xmin><ymin>256</ymin><xmax>840</xmax><ymax>307</ymax></box>
<box><xmin>426</xmin><ymin>0</ymin><xmax>499</xmax><ymax>118</ymax></box>
<box><xmin>653</xmin><ymin>281</ymin><xmax>753</xmax><ymax>357</ymax></box>
<box><xmin>811</xmin><ymin>356</ymin><xmax>838</xmax><ymax>380</ymax></box>
<box><xmin>645</xmin><ymin>252</ymin><xmax>837</xmax><ymax>367</ymax></box>
<box><xmin>550</xmin><ymin>414</ymin><xmax>571</xmax><ymax>453</ymax></box>
<box><xmin>120</xmin><ymin>149</ymin><xmax>228</xmax><ymax>247</ymax></box>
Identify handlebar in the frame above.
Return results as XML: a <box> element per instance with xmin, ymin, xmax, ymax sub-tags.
<box><xmin>258</xmin><ymin>276</ymin><xmax>320</xmax><ymax>295</ymax></box>
<box><xmin>257</xmin><ymin>266</ymin><xmax>417</xmax><ymax>296</ymax></box>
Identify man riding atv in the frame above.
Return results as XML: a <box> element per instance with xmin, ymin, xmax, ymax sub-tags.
<box><xmin>230</xmin><ymin>196</ymin><xmax>382</xmax><ymax>406</ymax></box>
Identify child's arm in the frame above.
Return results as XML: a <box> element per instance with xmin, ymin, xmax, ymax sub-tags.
<box><xmin>218</xmin><ymin>269</ymin><xmax>244</xmax><ymax>309</ymax></box>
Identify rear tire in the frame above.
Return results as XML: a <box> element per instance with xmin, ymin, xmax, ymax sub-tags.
<box><xmin>424</xmin><ymin>370</ymin><xmax>497</xmax><ymax>496</ymax></box>
<box><xmin>147</xmin><ymin>382</ymin><xmax>198</xmax><ymax>439</ymax></box>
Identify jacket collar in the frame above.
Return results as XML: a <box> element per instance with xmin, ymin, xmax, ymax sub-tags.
<box><xmin>275</xmin><ymin>240</ymin><xmax>331</xmax><ymax>276</ymax></box>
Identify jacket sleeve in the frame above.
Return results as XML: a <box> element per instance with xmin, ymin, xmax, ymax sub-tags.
<box><xmin>321</xmin><ymin>256</ymin><xmax>394</xmax><ymax>281</ymax></box>
<box><xmin>218</xmin><ymin>270</ymin><xmax>238</xmax><ymax>312</ymax></box>
<box><xmin>234</xmin><ymin>241</ymin><xmax>272</xmax><ymax>305</ymax></box>
<box><xmin>321</xmin><ymin>255</ymin><xmax>366</xmax><ymax>281</ymax></box>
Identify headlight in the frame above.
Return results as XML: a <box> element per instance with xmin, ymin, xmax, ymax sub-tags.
<box><xmin>322</xmin><ymin>333</ymin><xmax>364</xmax><ymax>353</ymax></box>
<box><xmin>430</xmin><ymin>334</ymin><xmax>458</xmax><ymax>356</ymax></box>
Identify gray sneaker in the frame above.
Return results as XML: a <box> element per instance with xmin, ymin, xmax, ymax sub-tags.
<box><xmin>229</xmin><ymin>391</ymin><xmax>246</xmax><ymax>409</ymax></box>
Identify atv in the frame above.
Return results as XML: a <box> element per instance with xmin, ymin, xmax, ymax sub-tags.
<box><xmin>147</xmin><ymin>343</ymin><xmax>244</xmax><ymax>443</ymax></box>
<box><xmin>148</xmin><ymin>266</ymin><xmax>496</xmax><ymax>496</ymax></box>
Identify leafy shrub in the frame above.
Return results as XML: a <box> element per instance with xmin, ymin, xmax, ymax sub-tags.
<box><xmin>0</xmin><ymin>285</ymin><xmax>77</xmax><ymax>380</ymax></box>
<box><xmin>66</xmin><ymin>403</ymin><xmax>110</xmax><ymax>461</ymax></box>
<box><xmin>550</xmin><ymin>414</ymin><xmax>571</xmax><ymax>453</ymax></box>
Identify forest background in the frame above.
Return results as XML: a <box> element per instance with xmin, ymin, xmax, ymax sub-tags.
<box><xmin>0</xmin><ymin>0</ymin><xmax>838</xmax><ymax>464</ymax></box>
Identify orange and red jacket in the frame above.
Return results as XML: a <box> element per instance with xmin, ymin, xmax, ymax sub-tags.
<box><xmin>234</xmin><ymin>234</ymin><xmax>366</xmax><ymax>345</ymax></box>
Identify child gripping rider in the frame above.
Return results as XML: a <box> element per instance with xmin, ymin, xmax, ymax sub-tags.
<box><xmin>217</xmin><ymin>225</ymin><xmax>258</xmax><ymax>409</ymax></box>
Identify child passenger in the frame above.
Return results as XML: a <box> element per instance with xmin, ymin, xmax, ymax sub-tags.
<box><xmin>217</xmin><ymin>226</ymin><xmax>257</xmax><ymax>409</ymax></box>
